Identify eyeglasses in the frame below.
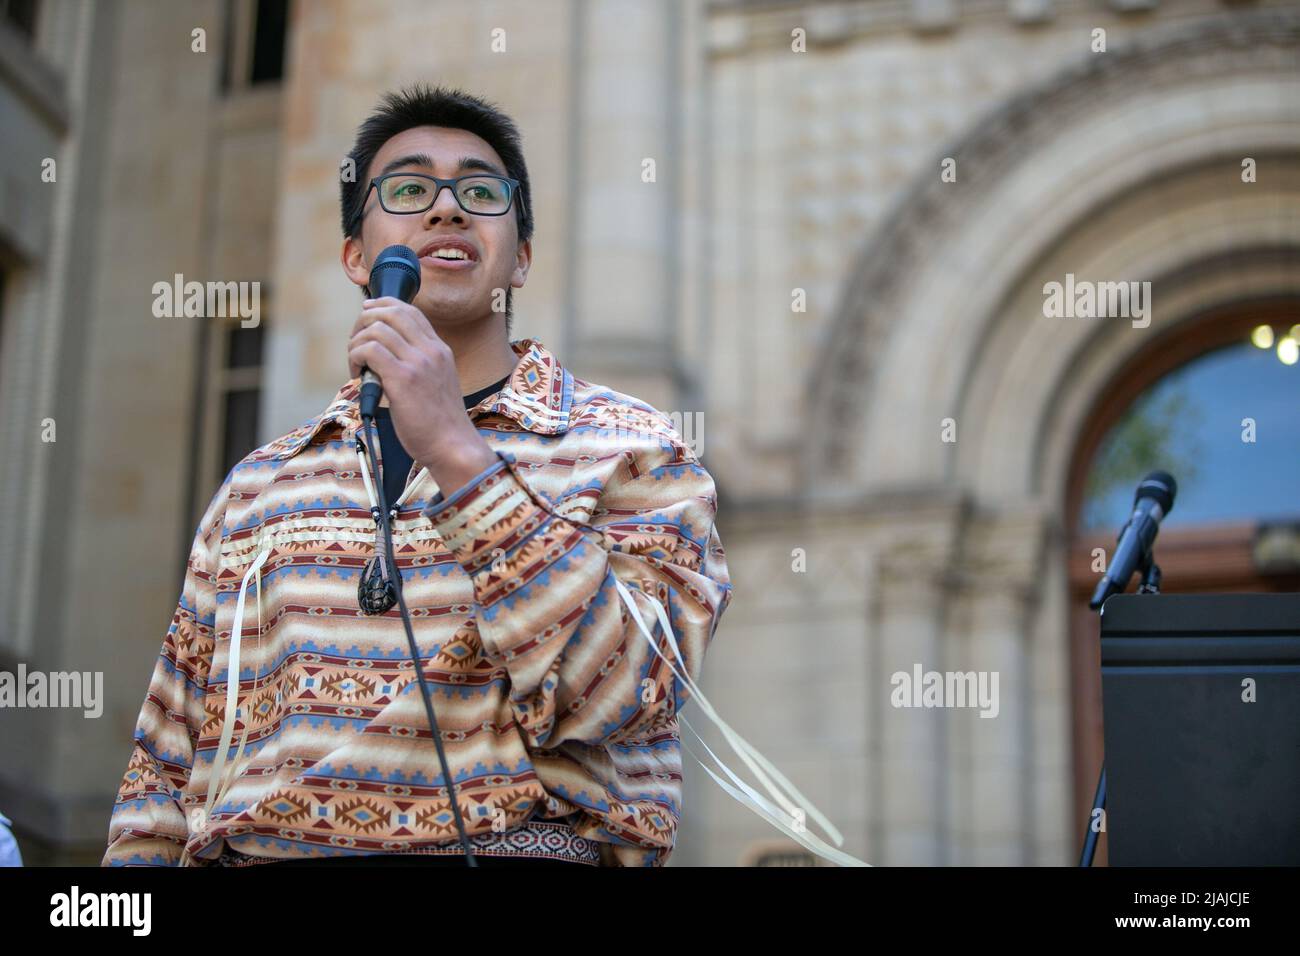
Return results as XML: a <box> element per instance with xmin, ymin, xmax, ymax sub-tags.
<box><xmin>363</xmin><ymin>172</ymin><xmax>525</xmax><ymax>219</ymax></box>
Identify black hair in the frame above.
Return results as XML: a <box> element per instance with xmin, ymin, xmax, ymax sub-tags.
<box><xmin>341</xmin><ymin>84</ymin><xmax>532</xmax><ymax>333</ymax></box>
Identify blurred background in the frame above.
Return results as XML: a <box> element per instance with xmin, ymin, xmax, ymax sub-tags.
<box><xmin>0</xmin><ymin>0</ymin><xmax>1296</xmax><ymax>865</ymax></box>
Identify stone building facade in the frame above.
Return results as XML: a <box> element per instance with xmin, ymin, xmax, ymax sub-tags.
<box><xmin>1</xmin><ymin>0</ymin><xmax>1296</xmax><ymax>864</ymax></box>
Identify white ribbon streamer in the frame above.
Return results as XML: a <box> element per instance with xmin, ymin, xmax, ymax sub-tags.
<box><xmin>611</xmin><ymin>574</ymin><xmax>870</xmax><ymax>866</ymax></box>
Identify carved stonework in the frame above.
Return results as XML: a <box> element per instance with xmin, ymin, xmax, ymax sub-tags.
<box><xmin>802</xmin><ymin>11</ymin><xmax>1300</xmax><ymax>483</ymax></box>
<box><xmin>708</xmin><ymin>0</ymin><xmax>1059</xmax><ymax>50</ymax></box>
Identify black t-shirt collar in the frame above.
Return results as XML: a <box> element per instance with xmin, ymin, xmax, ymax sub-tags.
<box><xmin>371</xmin><ymin>373</ymin><xmax>511</xmax><ymax>417</ymax></box>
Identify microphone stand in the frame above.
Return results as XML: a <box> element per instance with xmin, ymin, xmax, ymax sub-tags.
<box><xmin>1078</xmin><ymin>553</ymin><xmax>1161</xmax><ymax>867</ymax></box>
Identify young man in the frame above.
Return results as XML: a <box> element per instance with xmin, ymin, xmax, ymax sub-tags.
<box><xmin>102</xmin><ymin>85</ymin><xmax>732</xmax><ymax>867</ymax></box>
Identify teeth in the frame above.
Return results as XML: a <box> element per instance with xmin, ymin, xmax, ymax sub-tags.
<box><xmin>428</xmin><ymin>248</ymin><xmax>469</xmax><ymax>260</ymax></box>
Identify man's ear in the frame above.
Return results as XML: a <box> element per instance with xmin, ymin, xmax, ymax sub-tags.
<box><xmin>341</xmin><ymin>235</ymin><xmax>370</xmax><ymax>288</ymax></box>
<box><xmin>511</xmin><ymin>238</ymin><xmax>532</xmax><ymax>289</ymax></box>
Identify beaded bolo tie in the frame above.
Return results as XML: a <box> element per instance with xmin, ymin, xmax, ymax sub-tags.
<box><xmin>354</xmin><ymin>434</ymin><xmax>432</xmax><ymax>615</ymax></box>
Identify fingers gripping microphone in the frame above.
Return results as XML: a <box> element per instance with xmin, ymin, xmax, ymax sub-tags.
<box><xmin>1089</xmin><ymin>470</ymin><xmax>1177</xmax><ymax>609</ymax></box>
<box><xmin>359</xmin><ymin>244</ymin><xmax>422</xmax><ymax>421</ymax></box>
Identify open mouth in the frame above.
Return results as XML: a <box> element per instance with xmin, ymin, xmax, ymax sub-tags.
<box><xmin>417</xmin><ymin>239</ymin><xmax>479</xmax><ymax>269</ymax></box>
<box><xmin>421</xmin><ymin>254</ymin><xmax>476</xmax><ymax>270</ymax></box>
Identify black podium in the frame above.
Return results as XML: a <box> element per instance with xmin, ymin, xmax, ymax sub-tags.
<box><xmin>1099</xmin><ymin>593</ymin><xmax>1300</xmax><ymax>866</ymax></box>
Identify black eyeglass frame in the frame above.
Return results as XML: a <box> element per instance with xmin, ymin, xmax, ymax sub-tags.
<box><xmin>361</xmin><ymin>172</ymin><xmax>526</xmax><ymax>221</ymax></box>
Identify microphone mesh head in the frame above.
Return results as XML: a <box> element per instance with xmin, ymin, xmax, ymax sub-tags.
<box><xmin>1136</xmin><ymin>470</ymin><xmax>1177</xmax><ymax>514</ymax></box>
<box><xmin>369</xmin><ymin>245</ymin><xmax>422</xmax><ymax>302</ymax></box>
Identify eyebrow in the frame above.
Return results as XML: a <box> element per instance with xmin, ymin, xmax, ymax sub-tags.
<box><xmin>377</xmin><ymin>152</ymin><xmax>507</xmax><ymax>178</ymax></box>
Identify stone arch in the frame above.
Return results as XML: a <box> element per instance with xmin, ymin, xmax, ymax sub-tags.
<box><xmin>804</xmin><ymin>10</ymin><xmax>1300</xmax><ymax>513</ymax></box>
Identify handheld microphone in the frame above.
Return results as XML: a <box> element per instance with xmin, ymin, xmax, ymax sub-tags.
<box><xmin>1090</xmin><ymin>470</ymin><xmax>1177</xmax><ymax>609</ymax></box>
<box><xmin>359</xmin><ymin>244</ymin><xmax>422</xmax><ymax>420</ymax></box>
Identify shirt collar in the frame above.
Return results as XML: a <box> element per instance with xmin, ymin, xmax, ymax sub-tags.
<box><xmin>263</xmin><ymin>337</ymin><xmax>574</xmax><ymax>461</ymax></box>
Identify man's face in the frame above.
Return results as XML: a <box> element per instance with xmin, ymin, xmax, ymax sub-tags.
<box><xmin>342</xmin><ymin>125</ymin><xmax>530</xmax><ymax>329</ymax></box>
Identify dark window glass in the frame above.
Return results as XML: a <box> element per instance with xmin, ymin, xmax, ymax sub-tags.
<box><xmin>221</xmin><ymin>388</ymin><xmax>261</xmax><ymax>481</ymax></box>
<box><xmin>225</xmin><ymin>321</ymin><xmax>264</xmax><ymax>369</ymax></box>
<box><xmin>1</xmin><ymin>0</ymin><xmax>39</xmax><ymax>40</ymax></box>
<box><xmin>250</xmin><ymin>0</ymin><xmax>287</xmax><ymax>85</ymax></box>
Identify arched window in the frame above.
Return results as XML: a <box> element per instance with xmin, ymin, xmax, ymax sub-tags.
<box><xmin>1067</xmin><ymin>303</ymin><xmax>1300</xmax><ymax>593</ymax></box>
<box><xmin>1080</xmin><ymin>336</ymin><xmax>1298</xmax><ymax>533</ymax></box>
<box><xmin>1064</xmin><ymin>301</ymin><xmax>1300</xmax><ymax>865</ymax></box>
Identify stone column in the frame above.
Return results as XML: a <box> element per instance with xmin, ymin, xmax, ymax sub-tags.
<box><xmin>568</xmin><ymin>0</ymin><xmax>681</xmax><ymax>415</ymax></box>
<box><xmin>945</xmin><ymin>512</ymin><xmax>1047</xmax><ymax>865</ymax></box>
<box><xmin>867</xmin><ymin>502</ymin><xmax>966</xmax><ymax>865</ymax></box>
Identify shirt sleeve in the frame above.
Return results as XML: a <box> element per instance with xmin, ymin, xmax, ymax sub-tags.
<box><xmin>421</xmin><ymin>422</ymin><xmax>733</xmax><ymax>752</ymax></box>
<box><xmin>102</xmin><ymin>474</ymin><xmax>228</xmax><ymax>867</ymax></box>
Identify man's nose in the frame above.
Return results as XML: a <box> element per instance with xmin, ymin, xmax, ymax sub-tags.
<box><xmin>424</xmin><ymin>182</ymin><xmax>466</xmax><ymax>224</ymax></box>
